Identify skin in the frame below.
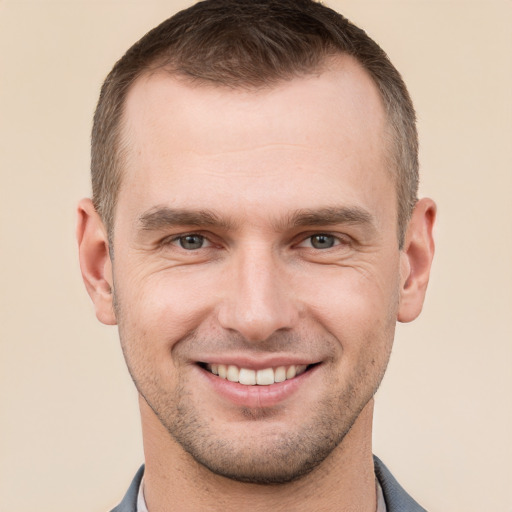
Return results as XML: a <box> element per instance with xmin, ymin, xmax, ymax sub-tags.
<box><xmin>78</xmin><ymin>56</ymin><xmax>436</xmax><ymax>511</ymax></box>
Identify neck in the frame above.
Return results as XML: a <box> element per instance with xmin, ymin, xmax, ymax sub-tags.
<box><xmin>140</xmin><ymin>397</ymin><xmax>377</xmax><ymax>512</ymax></box>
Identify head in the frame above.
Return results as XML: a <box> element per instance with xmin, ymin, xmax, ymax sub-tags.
<box><xmin>91</xmin><ymin>0</ymin><xmax>418</xmax><ymax>249</ymax></box>
<box><xmin>79</xmin><ymin>0</ymin><xmax>435</xmax><ymax>487</ymax></box>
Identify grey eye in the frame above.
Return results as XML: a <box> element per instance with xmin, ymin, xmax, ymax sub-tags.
<box><xmin>179</xmin><ymin>234</ymin><xmax>205</xmax><ymax>250</ymax></box>
<box><xmin>310</xmin><ymin>234</ymin><xmax>335</xmax><ymax>249</ymax></box>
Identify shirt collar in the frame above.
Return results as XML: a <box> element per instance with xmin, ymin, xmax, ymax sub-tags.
<box><xmin>137</xmin><ymin>476</ymin><xmax>387</xmax><ymax>511</ymax></box>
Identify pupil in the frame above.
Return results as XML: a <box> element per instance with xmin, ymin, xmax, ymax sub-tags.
<box><xmin>311</xmin><ymin>234</ymin><xmax>334</xmax><ymax>249</ymax></box>
<box><xmin>180</xmin><ymin>235</ymin><xmax>203</xmax><ymax>249</ymax></box>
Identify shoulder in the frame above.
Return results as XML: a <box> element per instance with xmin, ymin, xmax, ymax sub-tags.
<box><xmin>373</xmin><ymin>456</ymin><xmax>427</xmax><ymax>512</ymax></box>
<box><xmin>110</xmin><ymin>465</ymin><xmax>145</xmax><ymax>512</ymax></box>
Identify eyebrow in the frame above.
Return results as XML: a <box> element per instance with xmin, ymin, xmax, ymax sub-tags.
<box><xmin>138</xmin><ymin>207</ymin><xmax>235</xmax><ymax>231</ymax></box>
<box><xmin>280</xmin><ymin>206</ymin><xmax>375</xmax><ymax>231</ymax></box>
<box><xmin>138</xmin><ymin>205</ymin><xmax>375</xmax><ymax>232</ymax></box>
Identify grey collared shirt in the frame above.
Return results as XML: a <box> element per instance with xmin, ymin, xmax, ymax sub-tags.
<box><xmin>136</xmin><ymin>478</ymin><xmax>387</xmax><ymax>511</ymax></box>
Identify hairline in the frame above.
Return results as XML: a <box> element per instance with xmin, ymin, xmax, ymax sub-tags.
<box><xmin>108</xmin><ymin>56</ymin><xmax>407</xmax><ymax>247</ymax></box>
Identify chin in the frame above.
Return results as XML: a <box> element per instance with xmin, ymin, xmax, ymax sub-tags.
<box><xmin>178</xmin><ymin>429</ymin><xmax>342</xmax><ymax>485</ymax></box>
<box><xmin>154</xmin><ymin>388</ymin><xmax>367</xmax><ymax>486</ymax></box>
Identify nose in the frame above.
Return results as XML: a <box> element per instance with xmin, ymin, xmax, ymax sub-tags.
<box><xmin>217</xmin><ymin>244</ymin><xmax>300</xmax><ymax>343</ymax></box>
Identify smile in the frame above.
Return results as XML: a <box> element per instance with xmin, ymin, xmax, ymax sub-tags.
<box><xmin>203</xmin><ymin>363</ymin><xmax>310</xmax><ymax>386</ymax></box>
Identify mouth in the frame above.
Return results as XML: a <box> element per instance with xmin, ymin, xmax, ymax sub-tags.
<box><xmin>198</xmin><ymin>362</ymin><xmax>317</xmax><ymax>386</ymax></box>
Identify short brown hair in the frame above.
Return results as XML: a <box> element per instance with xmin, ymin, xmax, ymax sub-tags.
<box><xmin>91</xmin><ymin>0</ymin><xmax>418</xmax><ymax>247</ymax></box>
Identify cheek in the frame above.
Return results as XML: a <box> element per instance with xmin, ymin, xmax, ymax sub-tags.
<box><xmin>299</xmin><ymin>263</ymin><xmax>400</xmax><ymax>328</ymax></box>
<box><xmin>295</xmin><ymin>262</ymin><xmax>399</xmax><ymax>378</ymax></box>
<box><xmin>115</xmin><ymin>268</ymin><xmax>218</xmax><ymax>348</ymax></box>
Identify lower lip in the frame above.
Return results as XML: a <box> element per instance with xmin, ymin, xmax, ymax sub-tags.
<box><xmin>198</xmin><ymin>365</ymin><xmax>319</xmax><ymax>408</ymax></box>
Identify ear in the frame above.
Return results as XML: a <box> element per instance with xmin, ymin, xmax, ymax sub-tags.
<box><xmin>76</xmin><ymin>198</ymin><xmax>117</xmax><ymax>325</ymax></box>
<box><xmin>398</xmin><ymin>197</ymin><xmax>437</xmax><ymax>323</ymax></box>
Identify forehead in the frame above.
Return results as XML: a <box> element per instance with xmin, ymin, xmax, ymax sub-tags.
<box><xmin>117</xmin><ymin>57</ymin><xmax>394</xmax><ymax>228</ymax></box>
<box><xmin>122</xmin><ymin>57</ymin><xmax>387</xmax><ymax>156</ymax></box>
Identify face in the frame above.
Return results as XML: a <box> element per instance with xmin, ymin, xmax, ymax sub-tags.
<box><xmin>109</xmin><ymin>59</ymin><xmax>403</xmax><ymax>483</ymax></box>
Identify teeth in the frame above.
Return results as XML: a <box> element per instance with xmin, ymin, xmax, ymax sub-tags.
<box><xmin>227</xmin><ymin>365</ymin><xmax>239</xmax><ymax>382</ymax></box>
<box><xmin>208</xmin><ymin>364</ymin><xmax>309</xmax><ymax>386</ymax></box>
<box><xmin>239</xmin><ymin>368</ymin><xmax>256</xmax><ymax>385</ymax></box>
<box><xmin>274</xmin><ymin>366</ymin><xmax>286</xmax><ymax>383</ymax></box>
<box><xmin>256</xmin><ymin>368</ymin><xmax>274</xmax><ymax>385</ymax></box>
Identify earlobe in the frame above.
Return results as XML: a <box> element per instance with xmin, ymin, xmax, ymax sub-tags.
<box><xmin>397</xmin><ymin>197</ymin><xmax>437</xmax><ymax>323</ymax></box>
<box><xmin>76</xmin><ymin>198</ymin><xmax>117</xmax><ymax>325</ymax></box>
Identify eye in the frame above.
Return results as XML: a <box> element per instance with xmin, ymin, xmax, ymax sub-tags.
<box><xmin>304</xmin><ymin>234</ymin><xmax>338</xmax><ymax>249</ymax></box>
<box><xmin>176</xmin><ymin>234</ymin><xmax>207</xmax><ymax>250</ymax></box>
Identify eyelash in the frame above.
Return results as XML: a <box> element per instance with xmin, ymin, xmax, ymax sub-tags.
<box><xmin>161</xmin><ymin>231</ymin><xmax>351</xmax><ymax>251</ymax></box>
<box><xmin>162</xmin><ymin>233</ymin><xmax>213</xmax><ymax>250</ymax></box>
<box><xmin>296</xmin><ymin>233</ymin><xmax>345</xmax><ymax>250</ymax></box>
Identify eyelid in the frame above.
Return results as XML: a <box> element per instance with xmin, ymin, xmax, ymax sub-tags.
<box><xmin>160</xmin><ymin>231</ymin><xmax>215</xmax><ymax>249</ymax></box>
<box><xmin>156</xmin><ymin>230</ymin><xmax>352</xmax><ymax>250</ymax></box>
<box><xmin>295</xmin><ymin>232</ymin><xmax>351</xmax><ymax>248</ymax></box>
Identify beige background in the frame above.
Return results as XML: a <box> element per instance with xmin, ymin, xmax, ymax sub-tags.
<box><xmin>1</xmin><ymin>1</ymin><xmax>511</xmax><ymax>511</ymax></box>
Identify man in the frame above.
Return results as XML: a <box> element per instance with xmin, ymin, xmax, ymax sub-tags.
<box><xmin>77</xmin><ymin>0</ymin><xmax>436</xmax><ymax>510</ymax></box>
